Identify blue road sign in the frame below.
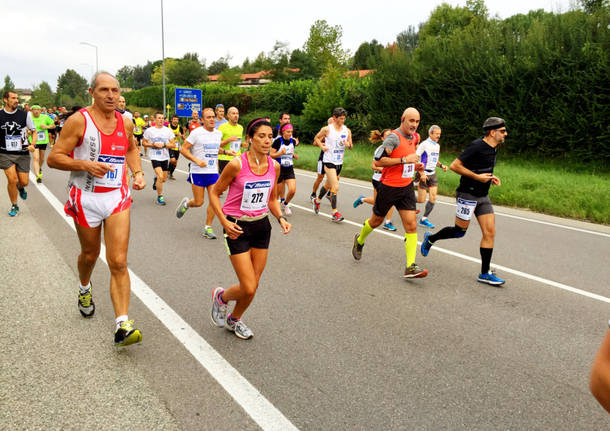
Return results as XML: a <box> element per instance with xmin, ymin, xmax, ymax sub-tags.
<box><xmin>175</xmin><ymin>88</ymin><xmax>202</xmax><ymax>117</ymax></box>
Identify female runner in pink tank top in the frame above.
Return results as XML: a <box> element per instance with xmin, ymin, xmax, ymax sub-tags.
<box><xmin>208</xmin><ymin>118</ymin><xmax>292</xmax><ymax>340</ymax></box>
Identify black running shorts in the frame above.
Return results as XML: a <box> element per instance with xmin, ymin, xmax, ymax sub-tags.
<box><xmin>151</xmin><ymin>160</ymin><xmax>169</xmax><ymax>171</ymax></box>
<box><xmin>223</xmin><ymin>216</ymin><xmax>272</xmax><ymax>255</ymax></box>
<box><xmin>373</xmin><ymin>182</ymin><xmax>416</xmax><ymax>216</ymax></box>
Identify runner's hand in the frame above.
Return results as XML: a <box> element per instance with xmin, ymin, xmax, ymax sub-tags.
<box><xmin>279</xmin><ymin>218</ymin><xmax>292</xmax><ymax>234</ymax></box>
<box><xmin>226</xmin><ymin>150</ymin><xmax>237</xmax><ymax>157</ymax></box>
<box><xmin>223</xmin><ymin>222</ymin><xmax>243</xmax><ymax>239</ymax></box>
<box><xmin>476</xmin><ymin>173</ymin><xmax>494</xmax><ymax>183</ymax></box>
<box><xmin>86</xmin><ymin>161</ymin><xmax>112</xmax><ymax>178</ymax></box>
<box><xmin>132</xmin><ymin>174</ymin><xmax>146</xmax><ymax>190</ymax></box>
<box><xmin>405</xmin><ymin>153</ymin><xmax>419</xmax><ymax>163</ymax></box>
<box><xmin>491</xmin><ymin>175</ymin><xmax>501</xmax><ymax>186</ymax></box>
<box><xmin>321</xmin><ymin>145</ymin><xmax>328</xmax><ymax>152</ymax></box>
<box><xmin>27</xmin><ymin>145</ymin><xmax>35</xmax><ymax>152</ymax></box>
<box><xmin>196</xmin><ymin>159</ymin><xmax>207</xmax><ymax>168</ymax></box>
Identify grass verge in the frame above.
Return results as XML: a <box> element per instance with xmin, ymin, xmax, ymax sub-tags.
<box><xmin>293</xmin><ymin>143</ymin><xmax>610</xmax><ymax>225</ymax></box>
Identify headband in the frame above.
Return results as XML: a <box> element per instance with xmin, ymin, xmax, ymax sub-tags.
<box><xmin>247</xmin><ymin>118</ymin><xmax>268</xmax><ymax>136</ymax></box>
<box><xmin>280</xmin><ymin>123</ymin><xmax>293</xmax><ymax>133</ymax></box>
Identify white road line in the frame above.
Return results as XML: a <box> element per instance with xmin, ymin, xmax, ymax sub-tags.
<box><xmin>290</xmin><ymin>202</ymin><xmax>610</xmax><ymax>305</ymax></box>
<box><xmin>30</xmin><ymin>173</ymin><xmax>299</xmax><ymax>431</ymax></box>
<box><xmin>294</xmin><ymin>170</ymin><xmax>610</xmax><ymax>238</ymax></box>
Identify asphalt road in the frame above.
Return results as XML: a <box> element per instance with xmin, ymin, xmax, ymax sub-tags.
<box><xmin>4</xmin><ymin>155</ymin><xmax>609</xmax><ymax>430</ymax></box>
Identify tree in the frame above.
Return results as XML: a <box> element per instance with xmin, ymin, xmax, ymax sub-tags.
<box><xmin>352</xmin><ymin>39</ymin><xmax>384</xmax><ymax>70</ymax></box>
<box><xmin>579</xmin><ymin>0</ymin><xmax>609</xmax><ymax>13</ymax></box>
<box><xmin>56</xmin><ymin>69</ymin><xmax>89</xmax><ymax>107</ymax></box>
<box><xmin>30</xmin><ymin>81</ymin><xmax>55</xmax><ymax>107</ymax></box>
<box><xmin>218</xmin><ymin>68</ymin><xmax>242</xmax><ymax>86</ymax></box>
<box><xmin>419</xmin><ymin>4</ymin><xmax>474</xmax><ymax>41</ymax></box>
<box><xmin>117</xmin><ymin>65</ymin><xmax>135</xmax><ymax>88</ymax></box>
<box><xmin>289</xmin><ymin>49</ymin><xmax>316</xmax><ymax>80</ymax></box>
<box><xmin>466</xmin><ymin>0</ymin><xmax>488</xmax><ymax>18</ymax></box>
<box><xmin>303</xmin><ymin>20</ymin><xmax>349</xmax><ymax>76</ymax></box>
<box><xmin>2</xmin><ymin>75</ymin><xmax>16</xmax><ymax>95</ymax></box>
<box><xmin>396</xmin><ymin>26</ymin><xmax>420</xmax><ymax>53</ymax></box>
<box><xmin>150</xmin><ymin>58</ymin><xmax>177</xmax><ymax>85</ymax></box>
<box><xmin>208</xmin><ymin>56</ymin><xmax>231</xmax><ymax>75</ymax></box>
<box><xmin>167</xmin><ymin>59</ymin><xmax>206</xmax><ymax>86</ymax></box>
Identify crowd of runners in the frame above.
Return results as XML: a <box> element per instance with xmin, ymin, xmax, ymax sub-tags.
<box><xmin>3</xmin><ymin>72</ymin><xmax>609</xmax><ymax>413</ymax></box>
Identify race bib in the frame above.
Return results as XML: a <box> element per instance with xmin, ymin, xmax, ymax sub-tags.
<box><xmin>5</xmin><ymin>136</ymin><xmax>21</xmax><ymax>151</ymax></box>
<box><xmin>456</xmin><ymin>197</ymin><xmax>477</xmax><ymax>221</ymax></box>
<box><xmin>333</xmin><ymin>148</ymin><xmax>344</xmax><ymax>163</ymax></box>
<box><xmin>372</xmin><ymin>170</ymin><xmax>382</xmax><ymax>181</ymax></box>
<box><xmin>401</xmin><ymin>163</ymin><xmax>415</xmax><ymax>178</ymax></box>
<box><xmin>135</xmin><ymin>126</ymin><xmax>141</xmax><ymax>134</ymax></box>
<box><xmin>230</xmin><ymin>138</ymin><xmax>241</xmax><ymax>153</ymax></box>
<box><xmin>37</xmin><ymin>131</ymin><xmax>46</xmax><ymax>141</ymax></box>
<box><xmin>94</xmin><ymin>155</ymin><xmax>124</xmax><ymax>188</ymax></box>
<box><xmin>240</xmin><ymin>180</ymin><xmax>271</xmax><ymax>212</ymax></box>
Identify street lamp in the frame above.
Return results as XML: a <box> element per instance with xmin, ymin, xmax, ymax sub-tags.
<box><xmin>160</xmin><ymin>0</ymin><xmax>166</xmax><ymax>112</ymax></box>
<box><xmin>80</xmin><ymin>42</ymin><xmax>98</xmax><ymax>72</ymax></box>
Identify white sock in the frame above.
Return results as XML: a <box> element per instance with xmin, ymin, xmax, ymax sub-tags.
<box><xmin>79</xmin><ymin>282</ymin><xmax>91</xmax><ymax>294</ymax></box>
<box><xmin>115</xmin><ymin>315</ymin><xmax>128</xmax><ymax>329</ymax></box>
<box><xmin>204</xmin><ymin>225</ymin><xmax>211</xmax><ymax>230</ymax></box>
<box><xmin>421</xmin><ymin>216</ymin><xmax>427</xmax><ymax>221</ymax></box>
<box><xmin>385</xmin><ymin>219</ymin><xmax>391</xmax><ymax>224</ymax></box>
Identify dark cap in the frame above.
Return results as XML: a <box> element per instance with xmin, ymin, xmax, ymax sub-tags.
<box><xmin>483</xmin><ymin>117</ymin><xmax>505</xmax><ymax>131</ymax></box>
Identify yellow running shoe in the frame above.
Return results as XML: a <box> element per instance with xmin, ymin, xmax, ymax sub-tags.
<box><xmin>114</xmin><ymin>320</ymin><xmax>142</xmax><ymax>347</ymax></box>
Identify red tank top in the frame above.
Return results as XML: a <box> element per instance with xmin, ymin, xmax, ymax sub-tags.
<box><xmin>68</xmin><ymin>109</ymin><xmax>129</xmax><ymax>193</ymax></box>
<box><xmin>380</xmin><ymin>130</ymin><xmax>420</xmax><ymax>187</ymax></box>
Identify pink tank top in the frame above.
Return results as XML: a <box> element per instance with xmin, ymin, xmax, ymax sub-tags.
<box><xmin>223</xmin><ymin>152</ymin><xmax>276</xmax><ymax>218</ymax></box>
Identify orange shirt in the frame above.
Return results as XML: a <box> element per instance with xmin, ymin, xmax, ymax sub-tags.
<box><xmin>380</xmin><ymin>130</ymin><xmax>420</xmax><ymax>187</ymax></box>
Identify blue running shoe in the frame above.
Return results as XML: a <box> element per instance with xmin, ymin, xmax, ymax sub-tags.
<box><xmin>18</xmin><ymin>187</ymin><xmax>27</xmax><ymax>200</ymax></box>
<box><xmin>420</xmin><ymin>231</ymin><xmax>433</xmax><ymax>257</ymax></box>
<box><xmin>353</xmin><ymin>195</ymin><xmax>365</xmax><ymax>208</ymax></box>
<box><xmin>418</xmin><ymin>218</ymin><xmax>435</xmax><ymax>229</ymax></box>
<box><xmin>382</xmin><ymin>221</ymin><xmax>397</xmax><ymax>231</ymax></box>
<box><xmin>156</xmin><ymin>196</ymin><xmax>167</xmax><ymax>206</ymax></box>
<box><xmin>8</xmin><ymin>204</ymin><xmax>19</xmax><ymax>217</ymax></box>
<box><xmin>478</xmin><ymin>271</ymin><xmax>505</xmax><ymax>286</ymax></box>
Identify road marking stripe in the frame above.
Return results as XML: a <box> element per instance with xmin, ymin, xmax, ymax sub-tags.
<box><xmin>290</xmin><ymin>202</ymin><xmax>610</xmax><ymax>305</ymax></box>
<box><xmin>292</xmin><ymin>170</ymin><xmax>610</xmax><ymax>238</ymax></box>
<box><xmin>30</xmin><ymin>172</ymin><xmax>299</xmax><ymax>431</ymax></box>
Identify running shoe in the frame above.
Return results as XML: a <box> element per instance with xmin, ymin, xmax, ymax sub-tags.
<box><xmin>176</xmin><ymin>197</ymin><xmax>189</xmax><ymax>218</ymax></box>
<box><xmin>382</xmin><ymin>221</ymin><xmax>397</xmax><ymax>231</ymax></box>
<box><xmin>36</xmin><ymin>172</ymin><xmax>43</xmax><ymax>183</ymax></box>
<box><xmin>202</xmin><ymin>227</ymin><xmax>217</xmax><ymax>239</ymax></box>
<box><xmin>18</xmin><ymin>187</ymin><xmax>27</xmax><ymax>200</ymax></box>
<box><xmin>310</xmin><ymin>193</ymin><xmax>316</xmax><ymax>203</ymax></box>
<box><xmin>313</xmin><ymin>198</ymin><xmax>320</xmax><ymax>214</ymax></box>
<box><xmin>114</xmin><ymin>320</ymin><xmax>142</xmax><ymax>347</ymax></box>
<box><xmin>353</xmin><ymin>195</ymin><xmax>365</xmax><ymax>208</ymax></box>
<box><xmin>152</xmin><ymin>177</ymin><xmax>157</xmax><ymax>190</ymax></box>
<box><xmin>477</xmin><ymin>271</ymin><xmax>505</xmax><ymax>286</ymax></box>
<box><xmin>78</xmin><ymin>283</ymin><xmax>95</xmax><ymax>318</ymax></box>
<box><xmin>211</xmin><ymin>287</ymin><xmax>228</xmax><ymax>327</ymax></box>
<box><xmin>225</xmin><ymin>315</ymin><xmax>254</xmax><ymax>340</ymax></box>
<box><xmin>331</xmin><ymin>212</ymin><xmax>344</xmax><ymax>223</ymax></box>
<box><xmin>352</xmin><ymin>233</ymin><xmax>364</xmax><ymax>261</ymax></box>
<box><xmin>156</xmin><ymin>196</ymin><xmax>166</xmax><ymax>206</ymax></box>
<box><xmin>282</xmin><ymin>201</ymin><xmax>292</xmax><ymax>216</ymax></box>
<box><xmin>420</xmin><ymin>231</ymin><xmax>433</xmax><ymax>257</ymax></box>
<box><xmin>418</xmin><ymin>218</ymin><xmax>435</xmax><ymax>229</ymax></box>
<box><xmin>403</xmin><ymin>263</ymin><xmax>428</xmax><ymax>278</ymax></box>
<box><xmin>8</xmin><ymin>204</ymin><xmax>19</xmax><ymax>217</ymax></box>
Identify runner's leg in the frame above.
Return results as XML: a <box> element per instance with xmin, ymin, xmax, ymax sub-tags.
<box><xmin>103</xmin><ymin>208</ymin><xmax>131</xmax><ymax>317</ymax></box>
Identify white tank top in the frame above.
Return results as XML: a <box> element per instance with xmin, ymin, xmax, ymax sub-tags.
<box><xmin>322</xmin><ymin>124</ymin><xmax>348</xmax><ymax>165</ymax></box>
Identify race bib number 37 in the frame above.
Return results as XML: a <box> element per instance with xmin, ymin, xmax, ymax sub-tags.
<box><xmin>240</xmin><ymin>180</ymin><xmax>271</xmax><ymax>212</ymax></box>
<box><xmin>456</xmin><ymin>197</ymin><xmax>477</xmax><ymax>221</ymax></box>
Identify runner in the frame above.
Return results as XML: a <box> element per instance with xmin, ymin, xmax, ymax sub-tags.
<box><xmin>176</xmin><ymin>108</ymin><xmax>222</xmax><ymax>239</ymax></box>
<box><xmin>272</xmin><ymin>112</ymin><xmax>291</xmax><ymax>138</ymax></box>
<box><xmin>28</xmin><ymin>104</ymin><xmax>55</xmax><ymax>183</ymax></box>
<box><xmin>351</xmin><ymin>107</ymin><xmax>428</xmax><ymax>279</ymax></box>
<box><xmin>116</xmin><ymin>96</ymin><xmax>133</xmax><ymax>122</ymax></box>
<box><xmin>590</xmin><ymin>322</ymin><xmax>610</xmax><ymax>413</ymax></box>
<box><xmin>270</xmin><ymin>122</ymin><xmax>298</xmax><ymax>216</ymax></box>
<box><xmin>168</xmin><ymin>114</ymin><xmax>183</xmax><ymax>180</ymax></box>
<box><xmin>415</xmin><ymin>125</ymin><xmax>448</xmax><ymax>229</ymax></box>
<box><xmin>217</xmin><ymin>106</ymin><xmax>244</xmax><ymax>174</ymax></box>
<box><xmin>133</xmin><ymin>111</ymin><xmax>145</xmax><ymax>155</ymax></box>
<box><xmin>353</xmin><ymin>129</ymin><xmax>397</xmax><ymax>231</ymax></box>
<box><xmin>46</xmin><ymin>71</ymin><xmax>146</xmax><ymax>347</ymax></box>
<box><xmin>142</xmin><ymin>111</ymin><xmax>175</xmax><ymax>205</ymax></box>
<box><xmin>188</xmin><ymin>110</ymin><xmax>201</xmax><ymax>132</ymax></box>
<box><xmin>309</xmin><ymin>117</ymin><xmax>334</xmax><ymax>206</ymax></box>
<box><xmin>420</xmin><ymin>117</ymin><xmax>507</xmax><ymax>286</ymax></box>
<box><xmin>209</xmin><ymin>118</ymin><xmax>291</xmax><ymax>339</ymax></box>
<box><xmin>312</xmin><ymin>107</ymin><xmax>352</xmax><ymax>222</ymax></box>
<box><xmin>0</xmin><ymin>90</ymin><xmax>37</xmax><ymax>216</ymax></box>
<box><xmin>46</xmin><ymin>108</ymin><xmax>58</xmax><ymax>146</ymax></box>
<box><xmin>214</xmin><ymin>104</ymin><xmax>227</xmax><ymax>129</ymax></box>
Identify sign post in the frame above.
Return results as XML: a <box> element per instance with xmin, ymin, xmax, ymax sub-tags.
<box><xmin>174</xmin><ymin>88</ymin><xmax>202</xmax><ymax>118</ymax></box>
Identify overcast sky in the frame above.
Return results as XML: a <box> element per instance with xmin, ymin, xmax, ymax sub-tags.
<box><xmin>3</xmin><ymin>0</ymin><xmax>572</xmax><ymax>90</ymax></box>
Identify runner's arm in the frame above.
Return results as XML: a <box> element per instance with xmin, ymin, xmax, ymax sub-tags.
<box><xmin>591</xmin><ymin>329</ymin><xmax>610</xmax><ymax>413</ymax></box>
<box><xmin>210</xmin><ymin>158</ymin><xmax>242</xmax><ymax>238</ymax></box>
<box><xmin>269</xmin><ymin>161</ymin><xmax>291</xmax><ymax>234</ymax></box>
<box><xmin>313</xmin><ymin>127</ymin><xmax>329</xmax><ymax>149</ymax></box>
<box><xmin>449</xmin><ymin>158</ymin><xmax>492</xmax><ymax>183</ymax></box>
<box><xmin>346</xmin><ymin>129</ymin><xmax>353</xmax><ymax>149</ymax></box>
<box><xmin>47</xmin><ymin>113</ymin><xmax>111</xmax><ymax>178</ymax></box>
<box><xmin>180</xmin><ymin>140</ymin><xmax>206</xmax><ymax>167</ymax></box>
<box><xmin>124</xmin><ymin>120</ymin><xmax>145</xmax><ymax>189</ymax></box>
